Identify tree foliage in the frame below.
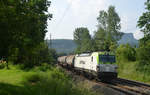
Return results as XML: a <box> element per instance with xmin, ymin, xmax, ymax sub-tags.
<box><xmin>136</xmin><ymin>42</ymin><xmax>150</xmax><ymax>65</ymax></box>
<box><xmin>73</xmin><ymin>27</ymin><xmax>93</xmax><ymax>53</ymax></box>
<box><xmin>0</xmin><ymin>0</ymin><xmax>54</xmax><ymax>67</ymax></box>
<box><xmin>138</xmin><ymin>0</ymin><xmax>150</xmax><ymax>37</ymax></box>
<box><xmin>94</xmin><ymin>6</ymin><xmax>122</xmax><ymax>52</ymax></box>
<box><xmin>116</xmin><ymin>44</ymin><xmax>136</xmax><ymax>62</ymax></box>
<box><xmin>137</xmin><ymin>0</ymin><xmax>150</xmax><ymax>65</ymax></box>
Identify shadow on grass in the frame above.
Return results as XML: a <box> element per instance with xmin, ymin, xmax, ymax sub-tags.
<box><xmin>0</xmin><ymin>83</ymin><xmax>30</xmax><ymax>95</ymax></box>
<box><xmin>0</xmin><ymin>79</ymin><xmax>75</xmax><ymax>95</ymax></box>
<box><xmin>0</xmin><ymin>81</ymin><xmax>99</xmax><ymax>95</ymax></box>
<box><xmin>0</xmin><ymin>82</ymin><xmax>60</xmax><ymax>95</ymax></box>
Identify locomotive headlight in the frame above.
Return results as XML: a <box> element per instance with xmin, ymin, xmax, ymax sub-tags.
<box><xmin>114</xmin><ymin>66</ymin><xmax>118</xmax><ymax>72</ymax></box>
<box><xmin>115</xmin><ymin>66</ymin><xmax>118</xmax><ymax>70</ymax></box>
<box><xmin>115</xmin><ymin>66</ymin><xmax>118</xmax><ymax>69</ymax></box>
<box><xmin>96</xmin><ymin>66</ymin><xmax>100</xmax><ymax>72</ymax></box>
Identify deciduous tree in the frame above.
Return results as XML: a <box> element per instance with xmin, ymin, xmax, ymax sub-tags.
<box><xmin>94</xmin><ymin>6</ymin><xmax>122</xmax><ymax>52</ymax></box>
<box><xmin>137</xmin><ymin>0</ymin><xmax>150</xmax><ymax>65</ymax></box>
<box><xmin>73</xmin><ymin>27</ymin><xmax>93</xmax><ymax>53</ymax></box>
<box><xmin>0</xmin><ymin>0</ymin><xmax>53</xmax><ymax>67</ymax></box>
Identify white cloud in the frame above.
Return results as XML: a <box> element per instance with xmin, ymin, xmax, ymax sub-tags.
<box><xmin>120</xmin><ymin>15</ymin><xmax>129</xmax><ymax>32</ymax></box>
<box><xmin>66</xmin><ymin>0</ymin><xmax>109</xmax><ymax>18</ymax></box>
<box><xmin>64</xmin><ymin>0</ymin><xmax>110</xmax><ymax>36</ymax></box>
<box><xmin>120</xmin><ymin>14</ymin><xmax>144</xmax><ymax>40</ymax></box>
<box><xmin>133</xmin><ymin>30</ymin><xmax>144</xmax><ymax>40</ymax></box>
<box><xmin>120</xmin><ymin>14</ymin><xmax>138</xmax><ymax>33</ymax></box>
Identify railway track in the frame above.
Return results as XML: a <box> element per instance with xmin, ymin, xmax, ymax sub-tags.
<box><xmin>58</xmin><ymin>65</ymin><xmax>150</xmax><ymax>95</ymax></box>
<box><xmin>109</xmin><ymin>78</ymin><xmax>150</xmax><ymax>95</ymax></box>
<box><xmin>94</xmin><ymin>77</ymin><xmax>150</xmax><ymax>95</ymax></box>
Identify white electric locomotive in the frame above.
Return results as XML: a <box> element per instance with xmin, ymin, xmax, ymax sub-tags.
<box><xmin>58</xmin><ymin>51</ymin><xmax>118</xmax><ymax>80</ymax></box>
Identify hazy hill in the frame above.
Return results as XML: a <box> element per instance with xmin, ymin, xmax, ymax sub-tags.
<box><xmin>48</xmin><ymin>39</ymin><xmax>77</xmax><ymax>53</ymax></box>
<box><xmin>48</xmin><ymin>33</ymin><xmax>138</xmax><ymax>53</ymax></box>
<box><xmin>118</xmin><ymin>33</ymin><xmax>138</xmax><ymax>46</ymax></box>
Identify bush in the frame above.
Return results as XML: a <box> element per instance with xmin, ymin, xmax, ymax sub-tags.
<box><xmin>22</xmin><ymin>69</ymin><xmax>74</xmax><ymax>95</ymax></box>
<box><xmin>116</xmin><ymin>44</ymin><xmax>136</xmax><ymax>62</ymax></box>
<box><xmin>0</xmin><ymin>60</ymin><xmax>6</xmax><ymax>69</ymax></box>
<box><xmin>0</xmin><ymin>63</ymin><xmax>5</xmax><ymax>69</ymax></box>
<box><xmin>24</xmin><ymin>73</ymin><xmax>42</xmax><ymax>83</ymax></box>
<box><xmin>136</xmin><ymin>62</ymin><xmax>150</xmax><ymax>73</ymax></box>
<box><xmin>136</xmin><ymin>42</ymin><xmax>150</xmax><ymax>65</ymax></box>
<box><xmin>11</xmin><ymin>42</ymin><xmax>57</xmax><ymax>69</ymax></box>
<box><xmin>22</xmin><ymin>68</ymin><xmax>99</xmax><ymax>95</ymax></box>
<box><xmin>136</xmin><ymin>42</ymin><xmax>150</xmax><ymax>73</ymax></box>
<box><xmin>32</xmin><ymin>63</ymin><xmax>52</xmax><ymax>72</ymax></box>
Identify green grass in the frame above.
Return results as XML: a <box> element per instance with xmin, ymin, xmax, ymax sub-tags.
<box><xmin>118</xmin><ymin>61</ymin><xmax>150</xmax><ymax>84</ymax></box>
<box><xmin>0</xmin><ymin>66</ymin><xmax>33</xmax><ymax>85</ymax></box>
<box><xmin>0</xmin><ymin>65</ymin><xmax>99</xmax><ymax>95</ymax></box>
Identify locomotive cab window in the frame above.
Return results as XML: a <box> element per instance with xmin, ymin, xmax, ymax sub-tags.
<box><xmin>91</xmin><ymin>56</ymin><xmax>93</xmax><ymax>62</ymax></box>
<box><xmin>99</xmin><ymin>55</ymin><xmax>116</xmax><ymax>64</ymax></box>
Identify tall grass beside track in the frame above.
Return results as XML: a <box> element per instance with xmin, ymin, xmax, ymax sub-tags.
<box><xmin>118</xmin><ymin>61</ymin><xmax>150</xmax><ymax>84</ymax></box>
<box><xmin>0</xmin><ymin>64</ymin><xmax>100</xmax><ymax>95</ymax></box>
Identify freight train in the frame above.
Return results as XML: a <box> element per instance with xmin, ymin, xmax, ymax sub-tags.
<box><xmin>57</xmin><ymin>51</ymin><xmax>118</xmax><ymax>80</ymax></box>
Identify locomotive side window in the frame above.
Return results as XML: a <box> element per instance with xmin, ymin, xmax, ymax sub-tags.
<box><xmin>80</xmin><ymin>61</ymin><xmax>85</xmax><ymax>64</ymax></box>
<box><xmin>99</xmin><ymin>55</ymin><xmax>116</xmax><ymax>64</ymax></box>
<box><xmin>91</xmin><ymin>56</ymin><xmax>93</xmax><ymax>62</ymax></box>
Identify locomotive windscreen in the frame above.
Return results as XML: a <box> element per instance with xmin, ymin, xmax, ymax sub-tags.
<box><xmin>99</xmin><ymin>55</ymin><xmax>116</xmax><ymax>63</ymax></box>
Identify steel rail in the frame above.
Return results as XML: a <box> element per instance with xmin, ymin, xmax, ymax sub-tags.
<box><xmin>110</xmin><ymin>78</ymin><xmax>150</xmax><ymax>95</ymax></box>
<box><xmin>117</xmin><ymin>78</ymin><xmax>150</xmax><ymax>88</ymax></box>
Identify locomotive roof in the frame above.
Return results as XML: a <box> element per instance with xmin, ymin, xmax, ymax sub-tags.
<box><xmin>77</xmin><ymin>51</ymin><xmax>114</xmax><ymax>57</ymax></box>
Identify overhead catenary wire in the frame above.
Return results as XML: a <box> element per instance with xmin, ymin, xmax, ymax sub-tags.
<box><xmin>52</xmin><ymin>0</ymin><xmax>73</xmax><ymax>32</ymax></box>
<box><xmin>50</xmin><ymin>0</ymin><xmax>140</xmax><ymax>41</ymax></box>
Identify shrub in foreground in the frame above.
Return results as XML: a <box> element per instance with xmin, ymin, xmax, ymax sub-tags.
<box><xmin>116</xmin><ymin>44</ymin><xmax>136</xmax><ymax>62</ymax></box>
<box><xmin>22</xmin><ymin>68</ymin><xmax>98</xmax><ymax>95</ymax></box>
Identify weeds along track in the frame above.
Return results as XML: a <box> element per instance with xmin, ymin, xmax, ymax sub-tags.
<box><xmin>57</xmin><ymin>65</ymin><xmax>150</xmax><ymax>95</ymax></box>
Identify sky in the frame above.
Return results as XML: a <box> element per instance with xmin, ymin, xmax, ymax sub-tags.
<box><xmin>46</xmin><ymin>0</ymin><xmax>146</xmax><ymax>40</ymax></box>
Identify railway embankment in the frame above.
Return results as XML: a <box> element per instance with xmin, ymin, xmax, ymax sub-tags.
<box><xmin>118</xmin><ymin>61</ymin><xmax>150</xmax><ymax>84</ymax></box>
<box><xmin>59</xmin><ymin>66</ymin><xmax>124</xmax><ymax>95</ymax></box>
<box><xmin>70</xmin><ymin>74</ymin><xmax>123</xmax><ymax>95</ymax></box>
<box><xmin>59</xmin><ymin>66</ymin><xmax>150</xmax><ymax>95</ymax></box>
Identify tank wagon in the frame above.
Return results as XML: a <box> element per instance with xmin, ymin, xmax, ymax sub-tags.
<box><xmin>66</xmin><ymin>55</ymin><xmax>75</xmax><ymax>68</ymax></box>
<box><xmin>58</xmin><ymin>52</ymin><xmax>118</xmax><ymax>80</ymax></box>
<box><xmin>57</xmin><ymin>56</ymin><xmax>67</xmax><ymax>67</ymax></box>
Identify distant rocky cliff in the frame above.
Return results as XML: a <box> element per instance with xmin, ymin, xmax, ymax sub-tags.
<box><xmin>118</xmin><ymin>33</ymin><xmax>138</xmax><ymax>46</ymax></box>
<box><xmin>47</xmin><ymin>33</ymin><xmax>138</xmax><ymax>53</ymax></box>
